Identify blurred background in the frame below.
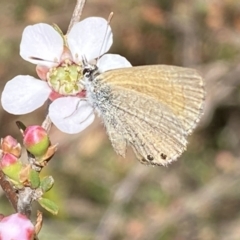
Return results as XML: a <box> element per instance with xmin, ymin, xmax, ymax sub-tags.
<box><xmin>1</xmin><ymin>0</ymin><xmax>240</xmax><ymax>239</ymax></box>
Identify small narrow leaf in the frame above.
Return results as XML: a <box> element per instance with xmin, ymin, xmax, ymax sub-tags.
<box><xmin>40</xmin><ymin>176</ymin><xmax>54</xmax><ymax>192</ymax></box>
<box><xmin>38</xmin><ymin>198</ymin><xmax>59</xmax><ymax>215</ymax></box>
<box><xmin>29</xmin><ymin>169</ymin><xmax>40</xmax><ymax>188</ymax></box>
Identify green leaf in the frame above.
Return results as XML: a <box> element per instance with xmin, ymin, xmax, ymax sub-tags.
<box><xmin>29</xmin><ymin>170</ymin><xmax>40</xmax><ymax>188</ymax></box>
<box><xmin>38</xmin><ymin>197</ymin><xmax>59</xmax><ymax>215</ymax></box>
<box><xmin>40</xmin><ymin>176</ymin><xmax>54</xmax><ymax>192</ymax></box>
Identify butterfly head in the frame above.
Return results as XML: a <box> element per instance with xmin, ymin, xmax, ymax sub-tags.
<box><xmin>81</xmin><ymin>56</ymin><xmax>99</xmax><ymax>82</ymax></box>
<box><xmin>80</xmin><ymin>56</ymin><xmax>103</xmax><ymax>99</ymax></box>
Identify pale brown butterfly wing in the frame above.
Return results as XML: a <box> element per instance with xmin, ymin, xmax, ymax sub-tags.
<box><xmin>90</xmin><ymin>65</ymin><xmax>205</xmax><ymax>165</ymax></box>
<box><xmin>101</xmin><ymin>65</ymin><xmax>205</xmax><ymax>134</ymax></box>
<box><xmin>105</xmin><ymin>123</ymin><xmax>127</xmax><ymax>158</ymax></box>
<box><xmin>104</xmin><ymin>89</ymin><xmax>188</xmax><ymax>165</ymax></box>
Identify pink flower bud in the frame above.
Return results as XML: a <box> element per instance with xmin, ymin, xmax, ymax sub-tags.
<box><xmin>0</xmin><ymin>213</ymin><xmax>35</xmax><ymax>240</ymax></box>
<box><xmin>1</xmin><ymin>136</ymin><xmax>21</xmax><ymax>158</ymax></box>
<box><xmin>0</xmin><ymin>153</ymin><xmax>18</xmax><ymax>168</ymax></box>
<box><xmin>0</xmin><ymin>153</ymin><xmax>23</xmax><ymax>184</ymax></box>
<box><xmin>23</xmin><ymin>126</ymin><xmax>50</xmax><ymax>157</ymax></box>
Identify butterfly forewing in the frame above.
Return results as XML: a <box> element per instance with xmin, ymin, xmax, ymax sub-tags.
<box><xmin>102</xmin><ymin>65</ymin><xmax>205</xmax><ymax>134</ymax></box>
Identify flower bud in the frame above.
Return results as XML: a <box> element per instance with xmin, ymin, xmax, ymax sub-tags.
<box><xmin>23</xmin><ymin>126</ymin><xmax>50</xmax><ymax>157</ymax></box>
<box><xmin>1</xmin><ymin>136</ymin><xmax>21</xmax><ymax>158</ymax></box>
<box><xmin>0</xmin><ymin>153</ymin><xmax>23</xmax><ymax>184</ymax></box>
<box><xmin>0</xmin><ymin>213</ymin><xmax>35</xmax><ymax>240</ymax></box>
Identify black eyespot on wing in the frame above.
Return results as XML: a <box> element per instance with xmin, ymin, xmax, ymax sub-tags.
<box><xmin>141</xmin><ymin>158</ymin><xmax>148</xmax><ymax>164</ymax></box>
<box><xmin>161</xmin><ymin>153</ymin><xmax>167</xmax><ymax>160</ymax></box>
<box><xmin>147</xmin><ymin>155</ymin><xmax>154</xmax><ymax>161</ymax></box>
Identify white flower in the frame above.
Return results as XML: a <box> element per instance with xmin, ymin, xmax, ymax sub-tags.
<box><xmin>1</xmin><ymin>17</ymin><xmax>131</xmax><ymax>134</ymax></box>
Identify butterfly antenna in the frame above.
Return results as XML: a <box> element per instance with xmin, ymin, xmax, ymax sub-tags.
<box><xmin>96</xmin><ymin>12</ymin><xmax>114</xmax><ymax>64</ymax></box>
<box><xmin>82</xmin><ymin>55</ymin><xmax>87</xmax><ymax>67</ymax></box>
<box><xmin>29</xmin><ymin>56</ymin><xmax>58</xmax><ymax>64</ymax></box>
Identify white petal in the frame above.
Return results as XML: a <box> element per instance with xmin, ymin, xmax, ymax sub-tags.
<box><xmin>97</xmin><ymin>54</ymin><xmax>132</xmax><ymax>72</ymax></box>
<box><xmin>68</xmin><ymin>17</ymin><xmax>113</xmax><ymax>62</ymax></box>
<box><xmin>49</xmin><ymin>97</ymin><xmax>95</xmax><ymax>134</ymax></box>
<box><xmin>20</xmin><ymin>23</ymin><xmax>64</xmax><ymax>67</ymax></box>
<box><xmin>1</xmin><ymin>76</ymin><xmax>51</xmax><ymax>114</ymax></box>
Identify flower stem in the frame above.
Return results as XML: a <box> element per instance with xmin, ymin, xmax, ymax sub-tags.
<box><xmin>67</xmin><ymin>0</ymin><xmax>86</xmax><ymax>34</ymax></box>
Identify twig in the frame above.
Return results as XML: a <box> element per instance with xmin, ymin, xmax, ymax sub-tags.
<box><xmin>67</xmin><ymin>0</ymin><xmax>87</xmax><ymax>34</ymax></box>
<box><xmin>41</xmin><ymin>115</ymin><xmax>52</xmax><ymax>134</ymax></box>
<box><xmin>17</xmin><ymin>187</ymin><xmax>33</xmax><ymax>218</ymax></box>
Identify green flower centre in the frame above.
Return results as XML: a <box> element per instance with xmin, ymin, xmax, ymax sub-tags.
<box><xmin>47</xmin><ymin>60</ymin><xmax>84</xmax><ymax>95</ymax></box>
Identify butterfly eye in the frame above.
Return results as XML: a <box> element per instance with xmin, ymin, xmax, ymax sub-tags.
<box><xmin>83</xmin><ymin>68</ymin><xmax>91</xmax><ymax>76</ymax></box>
<box><xmin>83</xmin><ymin>64</ymin><xmax>99</xmax><ymax>81</ymax></box>
<box><xmin>83</xmin><ymin>68</ymin><xmax>95</xmax><ymax>81</ymax></box>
